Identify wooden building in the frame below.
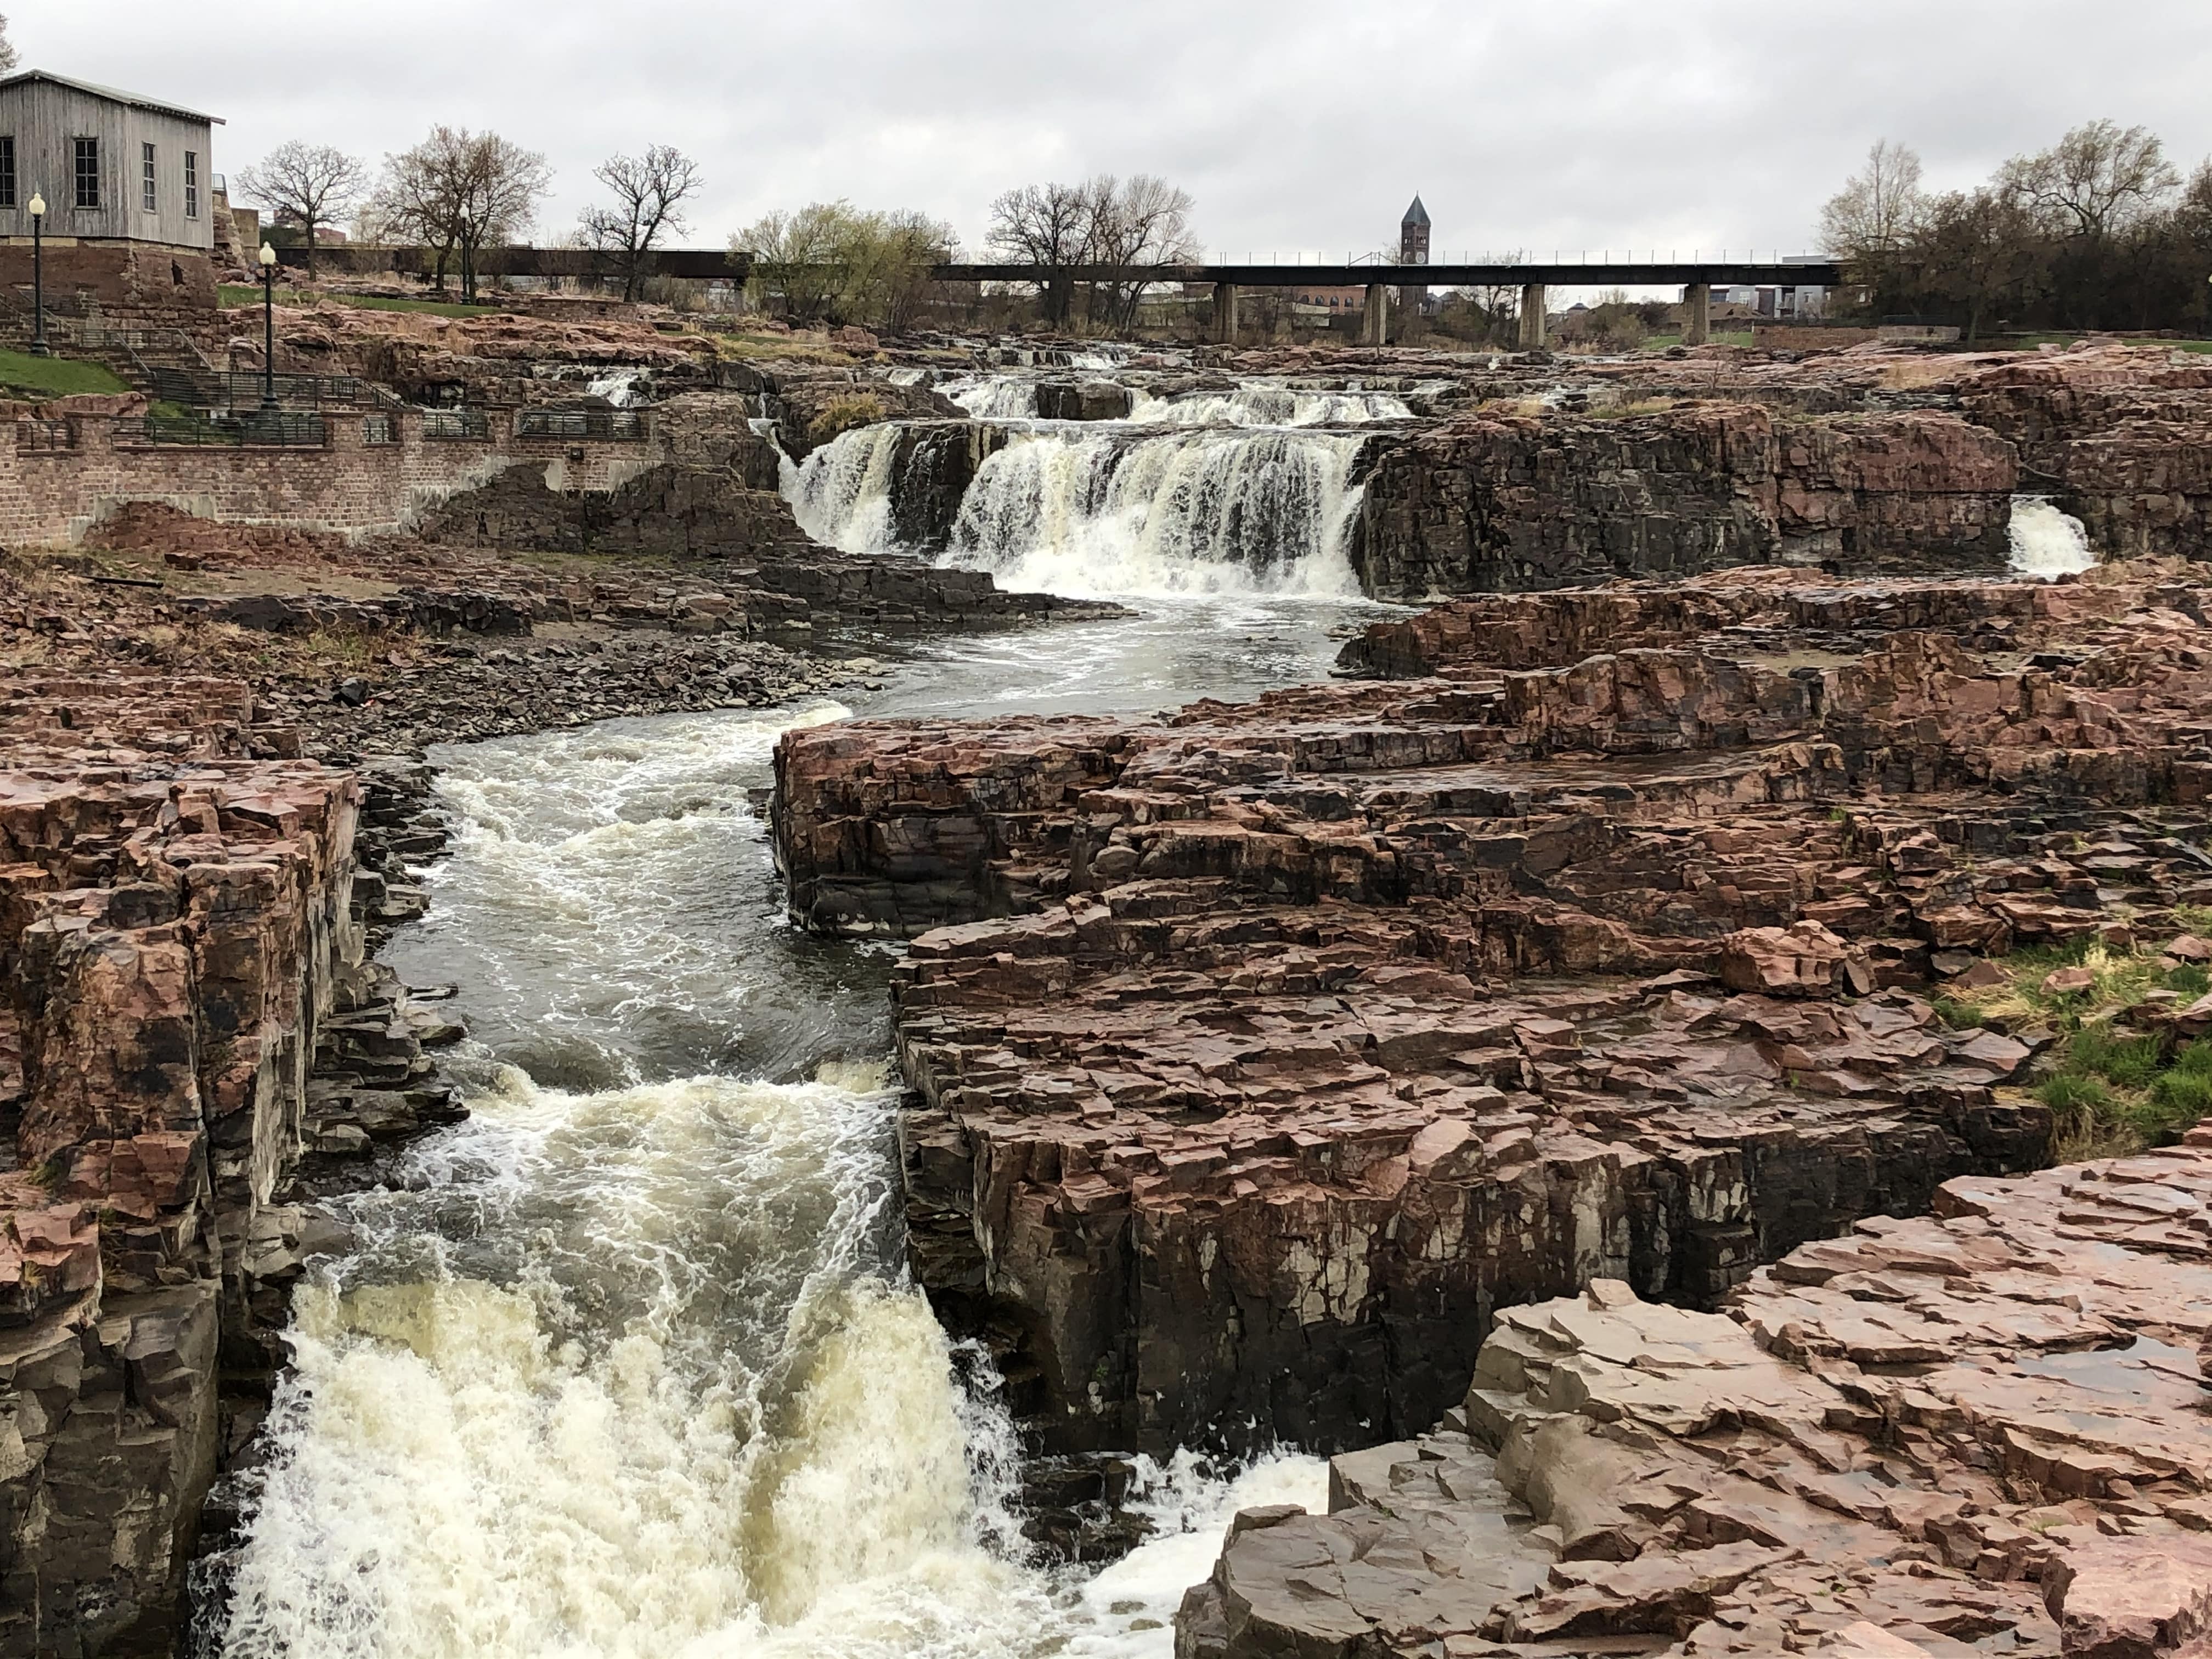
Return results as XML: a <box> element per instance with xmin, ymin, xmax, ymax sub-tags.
<box><xmin>0</xmin><ymin>70</ymin><xmax>225</xmax><ymax>320</ymax></box>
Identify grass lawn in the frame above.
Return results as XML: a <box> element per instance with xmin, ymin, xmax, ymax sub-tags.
<box><xmin>0</xmin><ymin>348</ymin><xmax>129</xmax><ymax>398</ymax></box>
<box><xmin>219</xmin><ymin>285</ymin><xmax>501</xmax><ymax>319</ymax></box>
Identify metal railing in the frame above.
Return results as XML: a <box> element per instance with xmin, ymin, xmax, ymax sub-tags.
<box><xmin>515</xmin><ymin>407</ymin><xmax>648</xmax><ymax>441</ymax></box>
<box><xmin>150</xmin><ymin>366</ymin><xmax>382</xmax><ymax>410</ymax></box>
<box><xmin>114</xmin><ymin>411</ymin><xmax>330</xmax><ymax>448</ymax></box>
<box><xmin>421</xmin><ymin>409</ymin><xmax>492</xmax><ymax>441</ymax></box>
<box><xmin>362</xmin><ymin>413</ymin><xmax>398</xmax><ymax>446</ymax></box>
<box><xmin>16</xmin><ymin>418</ymin><xmax>74</xmax><ymax>452</ymax></box>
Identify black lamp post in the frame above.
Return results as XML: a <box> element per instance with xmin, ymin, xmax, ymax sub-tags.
<box><xmin>259</xmin><ymin>242</ymin><xmax>278</xmax><ymax>410</ymax></box>
<box><xmin>27</xmin><ymin>191</ymin><xmax>47</xmax><ymax>357</ymax></box>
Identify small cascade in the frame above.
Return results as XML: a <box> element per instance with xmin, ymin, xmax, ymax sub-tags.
<box><xmin>1130</xmin><ymin>386</ymin><xmax>1411</xmax><ymax>427</ymax></box>
<box><xmin>945</xmin><ymin>374</ymin><xmax>1041</xmax><ymax>420</ymax></box>
<box><xmin>787</xmin><ymin>424</ymin><xmax>906</xmax><ymax>553</ymax></box>
<box><xmin>2008</xmin><ymin>495</ymin><xmax>2097</xmax><ymax>580</ymax></box>
<box><xmin>945</xmin><ymin>425</ymin><xmax>1370</xmax><ymax>599</ymax></box>
<box><xmin>583</xmin><ymin>367</ymin><xmax>653</xmax><ymax>407</ymax></box>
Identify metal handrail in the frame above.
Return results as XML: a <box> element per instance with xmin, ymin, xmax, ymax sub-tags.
<box><xmin>115</xmin><ymin>411</ymin><xmax>329</xmax><ymax>448</ymax></box>
<box><xmin>421</xmin><ymin>409</ymin><xmax>492</xmax><ymax>441</ymax></box>
<box><xmin>15</xmin><ymin>418</ymin><xmax>75</xmax><ymax>452</ymax></box>
<box><xmin>515</xmin><ymin>407</ymin><xmax>647</xmax><ymax>441</ymax></box>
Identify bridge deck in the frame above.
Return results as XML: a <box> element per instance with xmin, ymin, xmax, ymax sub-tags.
<box><xmin>933</xmin><ymin>262</ymin><xmax>1846</xmax><ymax>288</ymax></box>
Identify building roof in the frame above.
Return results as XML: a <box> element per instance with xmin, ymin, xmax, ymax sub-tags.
<box><xmin>0</xmin><ymin>70</ymin><xmax>223</xmax><ymax>126</ymax></box>
<box><xmin>1402</xmin><ymin>195</ymin><xmax>1430</xmax><ymax>228</ymax></box>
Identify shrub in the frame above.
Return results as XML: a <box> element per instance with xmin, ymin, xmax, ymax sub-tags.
<box><xmin>805</xmin><ymin>394</ymin><xmax>886</xmax><ymax>447</ymax></box>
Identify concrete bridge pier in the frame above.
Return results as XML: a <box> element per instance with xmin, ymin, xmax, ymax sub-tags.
<box><xmin>1214</xmin><ymin>281</ymin><xmax>1240</xmax><ymax>344</ymax></box>
<box><xmin>1361</xmin><ymin>283</ymin><xmax>1390</xmax><ymax>346</ymax></box>
<box><xmin>1517</xmin><ymin>283</ymin><xmax>1548</xmax><ymax>349</ymax></box>
<box><xmin>1683</xmin><ymin>281</ymin><xmax>1711</xmax><ymax>346</ymax></box>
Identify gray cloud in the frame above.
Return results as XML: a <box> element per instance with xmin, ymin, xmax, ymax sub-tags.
<box><xmin>15</xmin><ymin>0</ymin><xmax>2211</xmax><ymax>262</ymax></box>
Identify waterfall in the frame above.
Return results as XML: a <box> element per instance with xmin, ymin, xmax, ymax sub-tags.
<box><xmin>2008</xmin><ymin>495</ymin><xmax>2096</xmax><ymax>580</ymax></box>
<box><xmin>945</xmin><ymin>425</ymin><xmax>1368</xmax><ymax>599</ymax></box>
<box><xmin>944</xmin><ymin>375</ymin><xmax>1041</xmax><ymax>420</ymax></box>
<box><xmin>201</xmin><ymin>704</ymin><xmax>1333</xmax><ymax>1659</ymax></box>
<box><xmin>1128</xmin><ymin>387</ymin><xmax>1410</xmax><ymax>427</ymax></box>
<box><xmin>584</xmin><ymin>368</ymin><xmax>653</xmax><ymax>408</ymax></box>
<box><xmin>787</xmin><ymin>425</ymin><xmax>905</xmax><ymax>554</ymax></box>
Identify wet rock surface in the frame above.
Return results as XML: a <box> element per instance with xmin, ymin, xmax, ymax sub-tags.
<box><xmin>773</xmin><ymin>559</ymin><xmax>2212</xmax><ymax>1459</ymax></box>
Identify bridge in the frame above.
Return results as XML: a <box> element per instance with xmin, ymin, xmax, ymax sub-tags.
<box><xmin>932</xmin><ymin>258</ymin><xmax>1849</xmax><ymax>347</ymax></box>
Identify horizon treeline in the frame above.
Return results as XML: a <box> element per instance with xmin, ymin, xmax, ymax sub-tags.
<box><xmin>1822</xmin><ymin>122</ymin><xmax>2212</xmax><ymax>340</ymax></box>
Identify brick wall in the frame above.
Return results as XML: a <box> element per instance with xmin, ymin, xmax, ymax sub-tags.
<box><xmin>0</xmin><ymin>408</ymin><xmax>667</xmax><ymax>545</ymax></box>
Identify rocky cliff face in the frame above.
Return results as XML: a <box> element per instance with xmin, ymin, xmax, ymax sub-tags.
<box><xmin>1337</xmin><ymin>342</ymin><xmax>2212</xmax><ymax>601</ymax></box>
<box><xmin>0</xmin><ymin>675</ymin><xmax>439</xmax><ymax>1656</ymax></box>
<box><xmin>1179</xmin><ymin>1130</ymin><xmax>2212</xmax><ymax>1657</ymax></box>
<box><xmin>774</xmin><ymin>563</ymin><xmax>2212</xmax><ymax>1455</ymax></box>
<box><xmin>1348</xmin><ymin>407</ymin><xmax>2019</xmax><ymax>600</ymax></box>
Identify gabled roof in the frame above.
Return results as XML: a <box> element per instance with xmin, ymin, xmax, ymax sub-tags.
<box><xmin>0</xmin><ymin>70</ymin><xmax>223</xmax><ymax>126</ymax></box>
<box><xmin>1402</xmin><ymin>195</ymin><xmax>1430</xmax><ymax>228</ymax></box>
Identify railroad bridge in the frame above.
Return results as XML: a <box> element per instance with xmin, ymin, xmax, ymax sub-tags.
<box><xmin>931</xmin><ymin>258</ymin><xmax>1848</xmax><ymax>347</ymax></box>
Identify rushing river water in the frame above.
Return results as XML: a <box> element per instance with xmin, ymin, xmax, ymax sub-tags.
<box><xmin>208</xmin><ymin>362</ymin><xmax>1401</xmax><ymax>1657</ymax></box>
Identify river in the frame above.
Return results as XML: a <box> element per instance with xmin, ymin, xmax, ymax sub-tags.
<box><xmin>205</xmin><ymin>372</ymin><xmax>1409</xmax><ymax>1658</ymax></box>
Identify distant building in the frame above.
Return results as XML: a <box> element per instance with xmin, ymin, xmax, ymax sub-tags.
<box><xmin>1400</xmin><ymin>196</ymin><xmax>1430</xmax><ymax>266</ymax></box>
<box><xmin>0</xmin><ymin>69</ymin><xmax>224</xmax><ymax>316</ymax></box>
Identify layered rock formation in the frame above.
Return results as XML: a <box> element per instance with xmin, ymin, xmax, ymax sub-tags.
<box><xmin>1179</xmin><ymin>1131</ymin><xmax>2212</xmax><ymax>1657</ymax></box>
<box><xmin>772</xmin><ymin>561</ymin><xmax>2212</xmax><ymax>1455</ymax></box>
<box><xmin>0</xmin><ymin>672</ymin><xmax>447</xmax><ymax>1655</ymax></box>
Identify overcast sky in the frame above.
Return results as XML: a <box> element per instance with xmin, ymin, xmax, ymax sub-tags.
<box><xmin>13</xmin><ymin>1</ymin><xmax>2211</xmax><ymax>262</ymax></box>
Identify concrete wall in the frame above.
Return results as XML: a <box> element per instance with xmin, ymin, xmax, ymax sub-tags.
<box><xmin>0</xmin><ymin>407</ymin><xmax>664</xmax><ymax>545</ymax></box>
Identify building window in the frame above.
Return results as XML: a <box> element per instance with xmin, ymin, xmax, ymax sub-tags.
<box><xmin>184</xmin><ymin>151</ymin><xmax>199</xmax><ymax>218</ymax></box>
<box><xmin>142</xmin><ymin>143</ymin><xmax>157</xmax><ymax>212</ymax></box>
<box><xmin>74</xmin><ymin>138</ymin><xmax>99</xmax><ymax>209</ymax></box>
<box><xmin>0</xmin><ymin>138</ymin><xmax>14</xmax><ymax>210</ymax></box>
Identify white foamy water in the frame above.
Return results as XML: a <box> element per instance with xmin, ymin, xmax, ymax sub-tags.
<box><xmin>945</xmin><ymin>426</ymin><xmax>1369</xmax><ymax>600</ymax></box>
<box><xmin>2008</xmin><ymin>495</ymin><xmax>2097</xmax><ymax>580</ymax></box>
<box><xmin>945</xmin><ymin>375</ymin><xmax>1041</xmax><ymax>420</ymax></box>
<box><xmin>789</xmin><ymin>424</ymin><xmax>905</xmax><ymax>554</ymax></box>
<box><xmin>1063</xmin><ymin>1452</ymin><xmax>1329</xmax><ymax>1659</ymax></box>
<box><xmin>585</xmin><ymin>367</ymin><xmax>652</xmax><ymax>407</ymax></box>
<box><xmin>209</xmin><ymin>703</ymin><xmax>1330</xmax><ymax>1659</ymax></box>
<box><xmin>1128</xmin><ymin>386</ymin><xmax>1410</xmax><ymax>427</ymax></box>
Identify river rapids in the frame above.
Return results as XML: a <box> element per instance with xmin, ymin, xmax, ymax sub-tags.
<box><xmin>200</xmin><ymin>364</ymin><xmax>1420</xmax><ymax>1658</ymax></box>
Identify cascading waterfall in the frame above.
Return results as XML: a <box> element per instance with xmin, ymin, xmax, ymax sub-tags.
<box><xmin>785</xmin><ymin>369</ymin><xmax>1399</xmax><ymax>597</ymax></box>
<box><xmin>205</xmin><ymin>706</ymin><xmax>1329</xmax><ymax>1659</ymax></box>
<box><xmin>1128</xmin><ymin>387</ymin><xmax>1410</xmax><ymax>427</ymax></box>
<box><xmin>945</xmin><ymin>425</ymin><xmax>1369</xmax><ymax>599</ymax></box>
<box><xmin>2008</xmin><ymin>495</ymin><xmax>2097</xmax><ymax>580</ymax></box>
<box><xmin>787</xmin><ymin>424</ymin><xmax>906</xmax><ymax>554</ymax></box>
<box><xmin>944</xmin><ymin>374</ymin><xmax>1041</xmax><ymax>420</ymax></box>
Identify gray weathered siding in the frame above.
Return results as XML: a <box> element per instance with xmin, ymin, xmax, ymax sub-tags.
<box><xmin>0</xmin><ymin>80</ymin><xmax>215</xmax><ymax>250</ymax></box>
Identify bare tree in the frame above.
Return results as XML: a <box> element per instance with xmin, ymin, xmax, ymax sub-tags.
<box><xmin>238</xmin><ymin>141</ymin><xmax>366</xmax><ymax>278</ymax></box>
<box><xmin>581</xmin><ymin>144</ymin><xmax>703</xmax><ymax>302</ymax></box>
<box><xmin>371</xmin><ymin>127</ymin><xmax>550</xmax><ymax>300</ymax></box>
<box><xmin>0</xmin><ymin>16</ymin><xmax>18</xmax><ymax>74</ymax></box>
<box><xmin>1082</xmin><ymin>174</ymin><xmax>1197</xmax><ymax>330</ymax></box>
<box><xmin>986</xmin><ymin>180</ymin><xmax>1093</xmax><ymax>325</ymax></box>
<box><xmin>1999</xmin><ymin>120</ymin><xmax>2182</xmax><ymax>238</ymax></box>
<box><xmin>1819</xmin><ymin>139</ymin><xmax>1928</xmax><ymax>260</ymax></box>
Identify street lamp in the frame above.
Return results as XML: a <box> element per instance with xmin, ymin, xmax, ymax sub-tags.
<box><xmin>258</xmin><ymin>242</ymin><xmax>278</xmax><ymax>410</ymax></box>
<box><xmin>26</xmin><ymin>191</ymin><xmax>47</xmax><ymax>357</ymax></box>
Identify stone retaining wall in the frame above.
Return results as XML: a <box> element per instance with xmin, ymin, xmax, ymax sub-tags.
<box><xmin>0</xmin><ymin>408</ymin><xmax>664</xmax><ymax>546</ymax></box>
